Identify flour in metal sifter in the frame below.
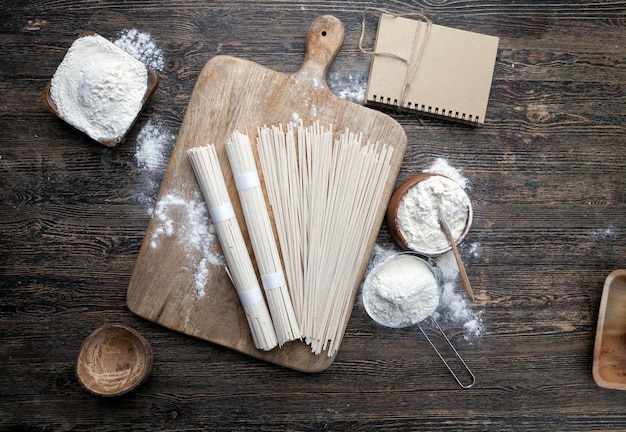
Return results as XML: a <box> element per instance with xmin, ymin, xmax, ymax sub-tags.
<box><xmin>363</xmin><ymin>254</ymin><xmax>440</xmax><ymax>329</ymax></box>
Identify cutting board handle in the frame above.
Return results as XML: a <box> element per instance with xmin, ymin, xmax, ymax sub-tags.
<box><xmin>300</xmin><ymin>15</ymin><xmax>345</xmax><ymax>85</ymax></box>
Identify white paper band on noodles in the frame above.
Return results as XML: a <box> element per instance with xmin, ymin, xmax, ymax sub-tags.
<box><xmin>261</xmin><ymin>271</ymin><xmax>286</xmax><ymax>291</ymax></box>
<box><xmin>209</xmin><ymin>203</ymin><xmax>235</xmax><ymax>224</ymax></box>
<box><xmin>235</xmin><ymin>171</ymin><xmax>261</xmax><ymax>191</ymax></box>
<box><xmin>238</xmin><ymin>285</ymin><xmax>265</xmax><ymax>307</ymax></box>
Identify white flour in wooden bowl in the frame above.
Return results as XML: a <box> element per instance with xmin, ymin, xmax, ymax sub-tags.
<box><xmin>397</xmin><ymin>175</ymin><xmax>471</xmax><ymax>255</ymax></box>
<box><xmin>50</xmin><ymin>34</ymin><xmax>148</xmax><ymax>144</ymax></box>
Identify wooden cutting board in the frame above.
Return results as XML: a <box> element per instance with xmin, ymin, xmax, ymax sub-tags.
<box><xmin>127</xmin><ymin>15</ymin><xmax>407</xmax><ymax>372</ymax></box>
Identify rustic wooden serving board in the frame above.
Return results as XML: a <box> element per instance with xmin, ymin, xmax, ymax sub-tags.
<box><xmin>127</xmin><ymin>15</ymin><xmax>407</xmax><ymax>372</ymax></box>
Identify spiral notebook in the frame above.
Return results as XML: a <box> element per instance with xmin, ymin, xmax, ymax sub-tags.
<box><xmin>365</xmin><ymin>13</ymin><xmax>499</xmax><ymax>125</ymax></box>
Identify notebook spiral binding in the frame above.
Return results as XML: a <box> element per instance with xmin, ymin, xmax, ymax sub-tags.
<box><xmin>368</xmin><ymin>94</ymin><xmax>480</xmax><ymax>125</ymax></box>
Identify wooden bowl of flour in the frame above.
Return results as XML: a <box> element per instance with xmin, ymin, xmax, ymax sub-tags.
<box><xmin>387</xmin><ymin>173</ymin><xmax>473</xmax><ymax>256</ymax></box>
<box><xmin>41</xmin><ymin>31</ymin><xmax>159</xmax><ymax>147</ymax></box>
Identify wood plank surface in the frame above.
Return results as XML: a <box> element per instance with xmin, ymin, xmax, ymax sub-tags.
<box><xmin>2</xmin><ymin>0</ymin><xmax>626</xmax><ymax>430</ymax></box>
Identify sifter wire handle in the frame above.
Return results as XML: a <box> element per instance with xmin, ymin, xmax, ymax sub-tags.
<box><xmin>418</xmin><ymin>317</ymin><xmax>476</xmax><ymax>389</ymax></box>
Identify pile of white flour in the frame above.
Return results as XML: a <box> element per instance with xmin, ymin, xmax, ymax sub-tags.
<box><xmin>397</xmin><ymin>174</ymin><xmax>471</xmax><ymax>255</ymax></box>
<box><xmin>50</xmin><ymin>34</ymin><xmax>148</xmax><ymax>143</ymax></box>
<box><xmin>363</xmin><ymin>254</ymin><xmax>440</xmax><ymax>328</ymax></box>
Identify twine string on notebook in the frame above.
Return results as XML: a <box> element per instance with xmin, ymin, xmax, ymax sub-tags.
<box><xmin>359</xmin><ymin>8</ymin><xmax>433</xmax><ymax>110</ymax></box>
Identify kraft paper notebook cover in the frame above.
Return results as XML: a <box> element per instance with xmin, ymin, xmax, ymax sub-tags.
<box><xmin>365</xmin><ymin>13</ymin><xmax>499</xmax><ymax>125</ymax></box>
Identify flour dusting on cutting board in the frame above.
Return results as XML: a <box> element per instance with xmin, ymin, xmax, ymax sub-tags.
<box><xmin>150</xmin><ymin>191</ymin><xmax>224</xmax><ymax>297</ymax></box>
<box><xmin>136</xmin><ymin>132</ymin><xmax>224</xmax><ymax>297</ymax></box>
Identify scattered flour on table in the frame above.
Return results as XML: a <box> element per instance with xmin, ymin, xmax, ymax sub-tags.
<box><xmin>329</xmin><ymin>72</ymin><xmax>367</xmax><ymax>104</ymax></box>
<box><xmin>115</xmin><ymin>30</ymin><xmax>172</xmax><ymax>208</ymax></box>
<box><xmin>135</xmin><ymin>118</ymin><xmax>175</xmax><ymax>171</ymax></box>
<box><xmin>591</xmin><ymin>226</ymin><xmax>618</xmax><ymax>241</ymax></box>
<box><xmin>433</xmin><ymin>250</ymin><xmax>484</xmax><ymax>339</ymax></box>
<box><xmin>423</xmin><ymin>157</ymin><xmax>470</xmax><ymax>189</ymax></box>
<box><xmin>133</xmin><ymin>116</ymin><xmax>176</xmax><ymax>210</ymax></box>
<box><xmin>151</xmin><ymin>190</ymin><xmax>224</xmax><ymax>297</ymax></box>
<box><xmin>469</xmin><ymin>242</ymin><xmax>482</xmax><ymax>258</ymax></box>
<box><xmin>115</xmin><ymin>29</ymin><xmax>164</xmax><ymax>72</ymax></box>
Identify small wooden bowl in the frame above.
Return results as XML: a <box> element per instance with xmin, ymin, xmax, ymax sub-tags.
<box><xmin>593</xmin><ymin>270</ymin><xmax>626</xmax><ymax>390</ymax></box>
<box><xmin>76</xmin><ymin>324</ymin><xmax>153</xmax><ymax>397</ymax></box>
<box><xmin>41</xmin><ymin>31</ymin><xmax>159</xmax><ymax>147</ymax></box>
<box><xmin>387</xmin><ymin>173</ymin><xmax>472</xmax><ymax>255</ymax></box>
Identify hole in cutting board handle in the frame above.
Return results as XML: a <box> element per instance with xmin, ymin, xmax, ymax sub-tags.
<box><xmin>303</xmin><ymin>15</ymin><xmax>345</xmax><ymax>74</ymax></box>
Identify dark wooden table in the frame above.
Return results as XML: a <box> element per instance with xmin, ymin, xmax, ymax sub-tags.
<box><xmin>2</xmin><ymin>1</ymin><xmax>626</xmax><ymax>430</ymax></box>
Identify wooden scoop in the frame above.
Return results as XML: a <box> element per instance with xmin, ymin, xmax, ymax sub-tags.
<box><xmin>438</xmin><ymin>207</ymin><xmax>475</xmax><ymax>303</ymax></box>
<box><xmin>127</xmin><ymin>15</ymin><xmax>407</xmax><ymax>372</ymax></box>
